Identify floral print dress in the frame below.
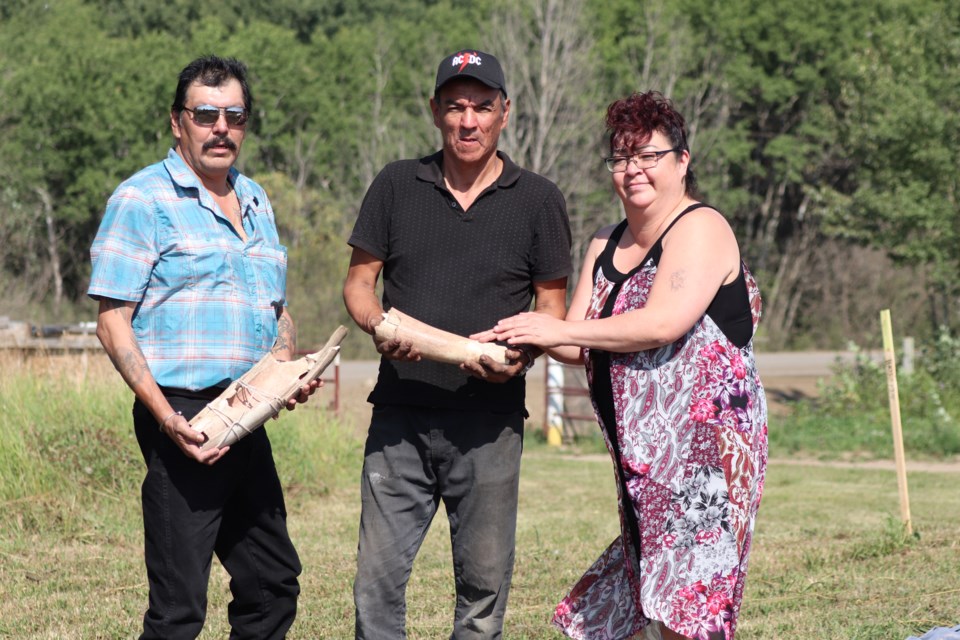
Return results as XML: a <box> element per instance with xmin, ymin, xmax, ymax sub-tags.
<box><xmin>553</xmin><ymin>206</ymin><xmax>768</xmax><ymax>640</ymax></box>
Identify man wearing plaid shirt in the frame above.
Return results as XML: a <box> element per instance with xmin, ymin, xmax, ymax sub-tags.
<box><xmin>88</xmin><ymin>56</ymin><xmax>312</xmax><ymax>639</ymax></box>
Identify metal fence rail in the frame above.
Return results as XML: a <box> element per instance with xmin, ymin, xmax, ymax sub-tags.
<box><xmin>0</xmin><ymin>316</ymin><xmax>101</xmax><ymax>352</ymax></box>
<box><xmin>542</xmin><ymin>357</ymin><xmax>596</xmax><ymax>444</ymax></box>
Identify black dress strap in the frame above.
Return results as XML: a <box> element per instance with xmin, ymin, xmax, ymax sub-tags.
<box><xmin>591</xmin><ymin>219</ymin><xmax>629</xmax><ymax>280</ymax></box>
<box><xmin>646</xmin><ymin>202</ymin><xmax>712</xmax><ymax>266</ymax></box>
<box><xmin>593</xmin><ymin>203</ymin><xmax>712</xmax><ymax>283</ymax></box>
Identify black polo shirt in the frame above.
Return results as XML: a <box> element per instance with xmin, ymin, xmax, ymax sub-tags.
<box><xmin>349</xmin><ymin>150</ymin><xmax>572</xmax><ymax>413</ymax></box>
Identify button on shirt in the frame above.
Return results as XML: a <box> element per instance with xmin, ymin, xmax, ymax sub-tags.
<box><xmin>88</xmin><ymin>149</ymin><xmax>288</xmax><ymax>390</ymax></box>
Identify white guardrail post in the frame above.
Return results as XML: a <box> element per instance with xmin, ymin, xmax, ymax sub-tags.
<box><xmin>545</xmin><ymin>356</ymin><xmax>564</xmax><ymax>446</ymax></box>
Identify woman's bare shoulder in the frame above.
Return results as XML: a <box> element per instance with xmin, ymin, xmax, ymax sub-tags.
<box><xmin>593</xmin><ymin>221</ymin><xmax>622</xmax><ymax>241</ymax></box>
<box><xmin>671</xmin><ymin>206</ymin><xmax>736</xmax><ymax>241</ymax></box>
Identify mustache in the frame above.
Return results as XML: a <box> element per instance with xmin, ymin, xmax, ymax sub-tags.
<box><xmin>203</xmin><ymin>136</ymin><xmax>237</xmax><ymax>151</ymax></box>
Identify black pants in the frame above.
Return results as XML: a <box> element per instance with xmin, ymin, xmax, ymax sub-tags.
<box><xmin>133</xmin><ymin>390</ymin><xmax>301</xmax><ymax>639</ymax></box>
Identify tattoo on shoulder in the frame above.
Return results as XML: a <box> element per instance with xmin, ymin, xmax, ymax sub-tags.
<box><xmin>669</xmin><ymin>270</ymin><xmax>686</xmax><ymax>291</ymax></box>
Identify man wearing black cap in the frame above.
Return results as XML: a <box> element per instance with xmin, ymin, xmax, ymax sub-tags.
<box><xmin>343</xmin><ymin>49</ymin><xmax>572</xmax><ymax>638</ymax></box>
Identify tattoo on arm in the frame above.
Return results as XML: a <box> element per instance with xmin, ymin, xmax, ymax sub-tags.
<box><xmin>272</xmin><ymin>313</ymin><xmax>296</xmax><ymax>355</ymax></box>
<box><xmin>669</xmin><ymin>270</ymin><xmax>686</xmax><ymax>292</ymax></box>
<box><xmin>103</xmin><ymin>298</ymin><xmax>126</xmax><ymax>312</ymax></box>
<box><xmin>112</xmin><ymin>343</ymin><xmax>151</xmax><ymax>387</ymax></box>
<box><xmin>99</xmin><ymin>297</ymin><xmax>151</xmax><ymax>387</ymax></box>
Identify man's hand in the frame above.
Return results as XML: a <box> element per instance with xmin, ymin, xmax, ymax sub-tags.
<box><xmin>285</xmin><ymin>378</ymin><xmax>323</xmax><ymax>411</ymax></box>
<box><xmin>160</xmin><ymin>412</ymin><xmax>229</xmax><ymax>465</ymax></box>
<box><xmin>375</xmin><ymin>337</ymin><xmax>423</xmax><ymax>362</ymax></box>
<box><xmin>365</xmin><ymin>309</ymin><xmax>420</xmax><ymax>361</ymax></box>
<box><xmin>460</xmin><ymin>348</ymin><xmax>527</xmax><ymax>383</ymax></box>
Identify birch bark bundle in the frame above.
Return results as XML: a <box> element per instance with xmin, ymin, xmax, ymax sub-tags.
<box><xmin>374</xmin><ymin>308</ymin><xmax>509</xmax><ymax>365</ymax></box>
<box><xmin>190</xmin><ymin>325</ymin><xmax>348</xmax><ymax>451</ymax></box>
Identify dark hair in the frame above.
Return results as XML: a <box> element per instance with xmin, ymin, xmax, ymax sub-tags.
<box><xmin>171</xmin><ymin>55</ymin><xmax>252</xmax><ymax>113</ymax></box>
<box><xmin>605</xmin><ymin>91</ymin><xmax>698</xmax><ymax>197</ymax></box>
<box><xmin>433</xmin><ymin>79</ymin><xmax>508</xmax><ymax>109</ymax></box>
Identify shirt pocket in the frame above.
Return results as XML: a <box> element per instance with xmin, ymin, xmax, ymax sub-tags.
<box><xmin>245</xmin><ymin>243</ymin><xmax>288</xmax><ymax>309</ymax></box>
<box><xmin>154</xmin><ymin>224</ymin><xmax>234</xmax><ymax>297</ymax></box>
<box><xmin>183</xmin><ymin>237</ymin><xmax>238</xmax><ymax>295</ymax></box>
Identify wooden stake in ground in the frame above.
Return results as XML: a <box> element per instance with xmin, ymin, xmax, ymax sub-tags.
<box><xmin>880</xmin><ymin>309</ymin><xmax>912</xmax><ymax>536</ymax></box>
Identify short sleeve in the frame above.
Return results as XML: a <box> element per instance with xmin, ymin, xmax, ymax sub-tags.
<box><xmin>87</xmin><ymin>183</ymin><xmax>159</xmax><ymax>302</ymax></box>
<box><xmin>531</xmin><ymin>184</ymin><xmax>573</xmax><ymax>282</ymax></box>
<box><xmin>348</xmin><ymin>165</ymin><xmax>395</xmax><ymax>260</ymax></box>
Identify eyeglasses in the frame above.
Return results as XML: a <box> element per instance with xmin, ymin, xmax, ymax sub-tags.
<box><xmin>604</xmin><ymin>148</ymin><xmax>679</xmax><ymax>173</ymax></box>
<box><xmin>181</xmin><ymin>105</ymin><xmax>249</xmax><ymax>127</ymax></box>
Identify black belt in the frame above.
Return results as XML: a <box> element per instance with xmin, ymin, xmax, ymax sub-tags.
<box><xmin>159</xmin><ymin>385</ymin><xmax>226</xmax><ymax>401</ymax></box>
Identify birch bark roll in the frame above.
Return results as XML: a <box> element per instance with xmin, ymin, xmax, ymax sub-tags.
<box><xmin>374</xmin><ymin>308</ymin><xmax>509</xmax><ymax>365</ymax></box>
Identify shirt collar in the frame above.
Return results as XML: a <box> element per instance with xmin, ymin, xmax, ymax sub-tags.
<box><xmin>162</xmin><ymin>148</ymin><xmax>258</xmax><ymax>209</ymax></box>
<box><xmin>416</xmin><ymin>150</ymin><xmax>521</xmax><ymax>190</ymax></box>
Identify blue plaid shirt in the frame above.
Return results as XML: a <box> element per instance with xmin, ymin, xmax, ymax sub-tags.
<box><xmin>88</xmin><ymin>149</ymin><xmax>288</xmax><ymax>390</ymax></box>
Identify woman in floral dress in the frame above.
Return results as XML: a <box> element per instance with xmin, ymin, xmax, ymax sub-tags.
<box><xmin>482</xmin><ymin>92</ymin><xmax>767</xmax><ymax>640</ymax></box>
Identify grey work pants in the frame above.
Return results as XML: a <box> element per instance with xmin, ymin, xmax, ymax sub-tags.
<box><xmin>353</xmin><ymin>405</ymin><xmax>524</xmax><ymax>640</ymax></box>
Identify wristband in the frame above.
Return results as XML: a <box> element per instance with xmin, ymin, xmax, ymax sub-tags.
<box><xmin>159</xmin><ymin>410</ymin><xmax>182</xmax><ymax>432</ymax></box>
<box><xmin>517</xmin><ymin>347</ymin><xmax>536</xmax><ymax>376</ymax></box>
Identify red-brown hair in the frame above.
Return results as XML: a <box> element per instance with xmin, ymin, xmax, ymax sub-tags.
<box><xmin>605</xmin><ymin>92</ymin><xmax>697</xmax><ymax>196</ymax></box>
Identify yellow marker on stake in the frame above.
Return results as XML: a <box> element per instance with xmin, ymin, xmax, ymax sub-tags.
<box><xmin>880</xmin><ymin>309</ymin><xmax>912</xmax><ymax>536</ymax></box>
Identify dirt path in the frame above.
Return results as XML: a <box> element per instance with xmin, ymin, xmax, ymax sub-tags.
<box><xmin>336</xmin><ymin>362</ymin><xmax>826</xmax><ymax>433</ymax></box>
<box><xmin>336</xmin><ymin>364</ymin><xmax>960</xmax><ymax>474</ymax></box>
<box><xmin>766</xmin><ymin>456</ymin><xmax>960</xmax><ymax>473</ymax></box>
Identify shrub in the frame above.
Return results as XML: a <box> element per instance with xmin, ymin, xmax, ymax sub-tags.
<box><xmin>0</xmin><ymin>353</ymin><xmax>361</xmax><ymax>536</ymax></box>
<box><xmin>771</xmin><ymin>329</ymin><xmax>960</xmax><ymax>459</ymax></box>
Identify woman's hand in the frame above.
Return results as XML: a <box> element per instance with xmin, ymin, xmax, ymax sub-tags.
<box><xmin>489</xmin><ymin>312</ymin><xmax>569</xmax><ymax>349</ymax></box>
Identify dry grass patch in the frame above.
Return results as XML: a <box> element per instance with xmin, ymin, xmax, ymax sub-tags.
<box><xmin>2</xmin><ymin>355</ymin><xmax>959</xmax><ymax>638</ymax></box>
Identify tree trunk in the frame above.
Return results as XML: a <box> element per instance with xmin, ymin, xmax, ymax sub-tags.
<box><xmin>36</xmin><ymin>187</ymin><xmax>63</xmax><ymax>309</ymax></box>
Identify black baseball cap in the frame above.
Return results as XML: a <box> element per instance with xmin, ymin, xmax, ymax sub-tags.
<box><xmin>434</xmin><ymin>50</ymin><xmax>507</xmax><ymax>97</ymax></box>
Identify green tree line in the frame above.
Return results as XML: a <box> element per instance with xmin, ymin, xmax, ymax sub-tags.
<box><xmin>1</xmin><ymin>0</ymin><xmax>957</xmax><ymax>353</ymax></box>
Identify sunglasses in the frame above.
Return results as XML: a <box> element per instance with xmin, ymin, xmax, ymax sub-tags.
<box><xmin>181</xmin><ymin>105</ymin><xmax>249</xmax><ymax>127</ymax></box>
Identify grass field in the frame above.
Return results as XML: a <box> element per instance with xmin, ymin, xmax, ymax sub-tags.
<box><xmin>2</xmin><ymin>352</ymin><xmax>959</xmax><ymax>639</ymax></box>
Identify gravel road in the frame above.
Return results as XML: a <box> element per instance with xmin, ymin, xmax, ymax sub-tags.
<box><xmin>332</xmin><ymin>350</ymin><xmax>867</xmax><ymax>427</ymax></box>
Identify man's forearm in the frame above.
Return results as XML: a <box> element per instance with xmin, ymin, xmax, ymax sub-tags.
<box><xmin>115</xmin><ymin>341</ymin><xmax>152</xmax><ymax>387</ymax></box>
<box><xmin>271</xmin><ymin>308</ymin><xmax>297</xmax><ymax>359</ymax></box>
<box><xmin>98</xmin><ymin>299</ymin><xmax>153</xmax><ymax>389</ymax></box>
<box><xmin>96</xmin><ymin>298</ymin><xmax>173</xmax><ymax>423</ymax></box>
<box><xmin>526</xmin><ymin>278</ymin><xmax>569</xmax><ymax>361</ymax></box>
<box><xmin>343</xmin><ymin>248</ymin><xmax>387</xmax><ymax>335</ymax></box>
<box><xmin>343</xmin><ymin>285</ymin><xmax>384</xmax><ymax>335</ymax></box>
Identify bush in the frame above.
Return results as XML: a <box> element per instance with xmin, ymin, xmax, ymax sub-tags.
<box><xmin>0</xmin><ymin>354</ymin><xmax>362</xmax><ymax>536</ymax></box>
<box><xmin>771</xmin><ymin>329</ymin><xmax>960</xmax><ymax>459</ymax></box>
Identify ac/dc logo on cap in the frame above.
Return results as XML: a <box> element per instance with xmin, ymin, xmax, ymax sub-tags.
<box><xmin>435</xmin><ymin>49</ymin><xmax>506</xmax><ymax>96</ymax></box>
<box><xmin>451</xmin><ymin>52</ymin><xmax>482</xmax><ymax>72</ymax></box>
